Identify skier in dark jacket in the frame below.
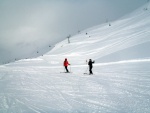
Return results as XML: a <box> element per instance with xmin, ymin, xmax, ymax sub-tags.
<box><xmin>88</xmin><ymin>59</ymin><xmax>95</xmax><ymax>75</ymax></box>
<box><xmin>64</xmin><ymin>58</ymin><xmax>70</xmax><ymax>73</ymax></box>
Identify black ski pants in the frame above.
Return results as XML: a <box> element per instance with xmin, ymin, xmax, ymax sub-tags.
<box><xmin>89</xmin><ymin>66</ymin><xmax>93</xmax><ymax>74</ymax></box>
<box><xmin>65</xmin><ymin>66</ymin><xmax>69</xmax><ymax>72</ymax></box>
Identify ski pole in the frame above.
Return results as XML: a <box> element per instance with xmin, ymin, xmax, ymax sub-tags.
<box><xmin>84</xmin><ymin>66</ymin><xmax>88</xmax><ymax>74</ymax></box>
<box><xmin>86</xmin><ymin>66</ymin><xmax>88</xmax><ymax>73</ymax></box>
<box><xmin>70</xmin><ymin>65</ymin><xmax>71</xmax><ymax>72</ymax></box>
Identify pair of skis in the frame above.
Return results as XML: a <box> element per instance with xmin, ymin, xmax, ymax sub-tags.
<box><xmin>60</xmin><ymin>72</ymin><xmax>72</xmax><ymax>73</ymax></box>
<box><xmin>84</xmin><ymin>73</ymin><xmax>94</xmax><ymax>75</ymax></box>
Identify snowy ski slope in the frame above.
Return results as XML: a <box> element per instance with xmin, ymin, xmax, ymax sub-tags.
<box><xmin>0</xmin><ymin>3</ymin><xmax>150</xmax><ymax>113</ymax></box>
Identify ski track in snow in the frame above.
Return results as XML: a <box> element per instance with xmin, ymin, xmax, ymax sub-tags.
<box><xmin>0</xmin><ymin>62</ymin><xmax>150</xmax><ymax>113</ymax></box>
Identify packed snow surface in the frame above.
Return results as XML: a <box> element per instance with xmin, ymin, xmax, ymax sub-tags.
<box><xmin>0</xmin><ymin>3</ymin><xmax>150</xmax><ymax>113</ymax></box>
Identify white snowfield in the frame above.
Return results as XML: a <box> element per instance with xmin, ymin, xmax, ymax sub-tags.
<box><xmin>0</xmin><ymin>3</ymin><xmax>150</xmax><ymax>113</ymax></box>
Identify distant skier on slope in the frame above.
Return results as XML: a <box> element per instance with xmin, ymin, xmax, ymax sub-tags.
<box><xmin>64</xmin><ymin>58</ymin><xmax>70</xmax><ymax>73</ymax></box>
<box><xmin>88</xmin><ymin>59</ymin><xmax>95</xmax><ymax>75</ymax></box>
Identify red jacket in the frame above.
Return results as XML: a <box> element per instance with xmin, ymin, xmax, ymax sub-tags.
<box><xmin>64</xmin><ymin>60</ymin><xmax>69</xmax><ymax>66</ymax></box>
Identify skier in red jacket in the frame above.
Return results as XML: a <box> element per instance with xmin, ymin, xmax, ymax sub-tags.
<box><xmin>64</xmin><ymin>58</ymin><xmax>70</xmax><ymax>73</ymax></box>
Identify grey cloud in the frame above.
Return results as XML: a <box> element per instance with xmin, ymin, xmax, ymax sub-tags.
<box><xmin>0</xmin><ymin>0</ymin><xmax>146</xmax><ymax>64</ymax></box>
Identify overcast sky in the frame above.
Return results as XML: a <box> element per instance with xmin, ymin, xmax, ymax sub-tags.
<box><xmin>0</xmin><ymin>0</ymin><xmax>147</xmax><ymax>63</ymax></box>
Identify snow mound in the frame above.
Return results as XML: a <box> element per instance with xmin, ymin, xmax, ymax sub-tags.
<box><xmin>43</xmin><ymin>3</ymin><xmax>150</xmax><ymax>65</ymax></box>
